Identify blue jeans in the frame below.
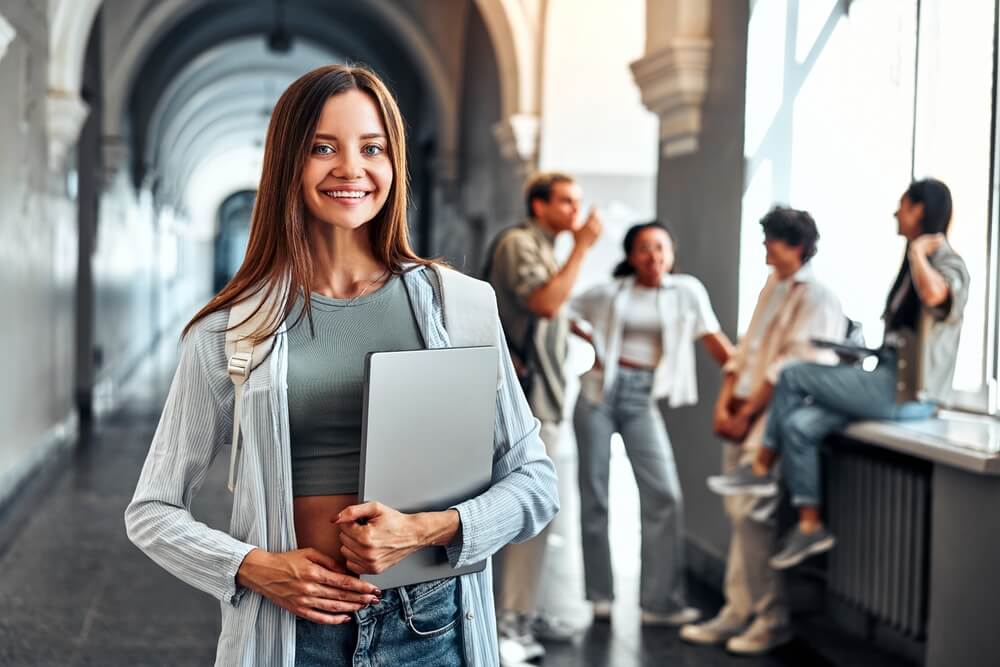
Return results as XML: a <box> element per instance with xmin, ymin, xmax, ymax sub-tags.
<box><xmin>295</xmin><ymin>577</ymin><xmax>463</xmax><ymax>667</ymax></box>
<box><xmin>573</xmin><ymin>367</ymin><xmax>688</xmax><ymax>614</ymax></box>
<box><xmin>763</xmin><ymin>349</ymin><xmax>935</xmax><ymax>508</ymax></box>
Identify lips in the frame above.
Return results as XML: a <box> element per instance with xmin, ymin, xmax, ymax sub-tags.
<box><xmin>322</xmin><ymin>190</ymin><xmax>370</xmax><ymax>199</ymax></box>
<box><xmin>320</xmin><ymin>189</ymin><xmax>373</xmax><ymax>207</ymax></box>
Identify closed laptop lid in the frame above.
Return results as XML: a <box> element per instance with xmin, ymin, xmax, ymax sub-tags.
<box><xmin>358</xmin><ymin>345</ymin><xmax>498</xmax><ymax>588</ymax></box>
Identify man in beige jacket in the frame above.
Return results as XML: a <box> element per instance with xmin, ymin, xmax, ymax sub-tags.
<box><xmin>680</xmin><ymin>206</ymin><xmax>845</xmax><ymax>655</ymax></box>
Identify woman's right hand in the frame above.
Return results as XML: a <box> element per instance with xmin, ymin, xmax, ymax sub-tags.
<box><xmin>236</xmin><ymin>547</ymin><xmax>382</xmax><ymax>624</ymax></box>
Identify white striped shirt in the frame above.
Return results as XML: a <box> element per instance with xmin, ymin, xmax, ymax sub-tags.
<box><xmin>125</xmin><ymin>266</ymin><xmax>560</xmax><ymax>666</ymax></box>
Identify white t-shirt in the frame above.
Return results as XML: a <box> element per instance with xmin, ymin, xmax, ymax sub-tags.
<box><xmin>620</xmin><ymin>285</ymin><xmax>663</xmax><ymax>367</ymax></box>
<box><xmin>570</xmin><ymin>274</ymin><xmax>721</xmax><ymax>407</ymax></box>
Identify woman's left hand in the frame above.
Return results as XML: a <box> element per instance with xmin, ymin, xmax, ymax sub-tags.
<box><xmin>334</xmin><ymin>502</ymin><xmax>460</xmax><ymax>575</ymax></box>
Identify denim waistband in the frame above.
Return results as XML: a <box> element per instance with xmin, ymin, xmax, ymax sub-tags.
<box><xmin>354</xmin><ymin>577</ymin><xmax>455</xmax><ymax>623</ymax></box>
<box><xmin>615</xmin><ymin>365</ymin><xmax>655</xmax><ymax>380</ymax></box>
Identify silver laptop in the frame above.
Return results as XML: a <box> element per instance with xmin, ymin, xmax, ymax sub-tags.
<box><xmin>358</xmin><ymin>346</ymin><xmax>499</xmax><ymax>589</ymax></box>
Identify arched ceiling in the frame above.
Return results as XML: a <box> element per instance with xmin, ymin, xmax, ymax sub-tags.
<box><xmin>145</xmin><ymin>37</ymin><xmax>336</xmax><ymax>237</ymax></box>
<box><xmin>109</xmin><ymin>0</ymin><xmax>465</xmax><ymax>239</ymax></box>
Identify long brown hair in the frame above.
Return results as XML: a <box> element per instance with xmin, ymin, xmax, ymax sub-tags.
<box><xmin>184</xmin><ymin>64</ymin><xmax>431</xmax><ymax>340</ymax></box>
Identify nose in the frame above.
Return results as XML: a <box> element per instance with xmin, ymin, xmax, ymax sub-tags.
<box><xmin>332</xmin><ymin>151</ymin><xmax>363</xmax><ymax>180</ymax></box>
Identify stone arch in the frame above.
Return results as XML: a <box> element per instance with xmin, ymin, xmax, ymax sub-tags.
<box><xmin>102</xmin><ymin>0</ymin><xmax>458</xmax><ymax>177</ymax></box>
<box><xmin>47</xmin><ymin>0</ymin><xmax>102</xmax><ymax>166</ymax></box>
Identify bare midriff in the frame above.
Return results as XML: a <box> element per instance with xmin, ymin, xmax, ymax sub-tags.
<box><xmin>293</xmin><ymin>494</ymin><xmax>359</xmax><ymax>568</ymax></box>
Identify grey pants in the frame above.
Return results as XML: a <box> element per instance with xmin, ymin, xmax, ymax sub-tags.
<box><xmin>719</xmin><ymin>441</ymin><xmax>788</xmax><ymax>629</ymax></box>
<box><xmin>573</xmin><ymin>367</ymin><xmax>687</xmax><ymax>614</ymax></box>
<box><xmin>498</xmin><ymin>420</ymin><xmax>562</xmax><ymax>614</ymax></box>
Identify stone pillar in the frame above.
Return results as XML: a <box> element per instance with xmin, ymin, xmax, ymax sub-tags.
<box><xmin>630</xmin><ymin>0</ymin><xmax>712</xmax><ymax>158</ymax></box>
<box><xmin>631</xmin><ymin>0</ymin><xmax>751</xmax><ymax>579</ymax></box>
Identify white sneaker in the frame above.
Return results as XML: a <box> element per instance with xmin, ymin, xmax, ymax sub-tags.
<box><xmin>591</xmin><ymin>600</ymin><xmax>612</xmax><ymax>622</ymax></box>
<box><xmin>530</xmin><ymin>612</ymin><xmax>577</xmax><ymax>642</ymax></box>
<box><xmin>498</xmin><ymin>611</ymin><xmax>545</xmax><ymax>661</ymax></box>
<box><xmin>725</xmin><ymin>617</ymin><xmax>793</xmax><ymax>655</ymax></box>
<box><xmin>640</xmin><ymin>606</ymin><xmax>702</xmax><ymax>627</ymax></box>
<box><xmin>679</xmin><ymin>612</ymin><xmax>747</xmax><ymax>646</ymax></box>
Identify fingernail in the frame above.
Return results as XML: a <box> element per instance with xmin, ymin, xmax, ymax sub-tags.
<box><xmin>373</xmin><ymin>589</ymin><xmax>383</xmax><ymax>597</ymax></box>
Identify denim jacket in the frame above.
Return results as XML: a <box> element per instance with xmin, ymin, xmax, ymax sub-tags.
<box><xmin>124</xmin><ymin>266</ymin><xmax>560</xmax><ymax>666</ymax></box>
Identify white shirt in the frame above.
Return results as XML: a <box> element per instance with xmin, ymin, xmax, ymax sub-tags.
<box><xmin>124</xmin><ymin>267</ymin><xmax>558</xmax><ymax>667</ymax></box>
<box><xmin>570</xmin><ymin>274</ymin><xmax>721</xmax><ymax>407</ymax></box>
<box><xmin>619</xmin><ymin>285</ymin><xmax>664</xmax><ymax>367</ymax></box>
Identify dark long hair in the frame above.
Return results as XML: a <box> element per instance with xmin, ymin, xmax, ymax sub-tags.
<box><xmin>884</xmin><ymin>178</ymin><xmax>953</xmax><ymax>332</ymax></box>
<box><xmin>183</xmin><ymin>64</ymin><xmax>430</xmax><ymax>340</ymax></box>
<box><xmin>612</xmin><ymin>221</ymin><xmax>676</xmax><ymax>277</ymax></box>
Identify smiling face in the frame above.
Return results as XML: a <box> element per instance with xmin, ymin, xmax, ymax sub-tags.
<box><xmin>628</xmin><ymin>226</ymin><xmax>675</xmax><ymax>286</ymax></box>
<box><xmin>764</xmin><ymin>237</ymin><xmax>803</xmax><ymax>274</ymax></box>
<box><xmin>300</xmin><ymin>89</ymin><xmax>394</xmax><ymax>232</ymax></box>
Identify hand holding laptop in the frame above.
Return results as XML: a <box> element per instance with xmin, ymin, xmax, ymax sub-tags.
<box><xmin>334</xmin><ymin>502</ymin><xmax>461</xmax><ymax>576</ymax></box>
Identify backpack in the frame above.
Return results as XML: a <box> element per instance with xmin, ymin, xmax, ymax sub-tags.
<box><xmin>481</xmin><ymin>225</ymin><xmax>538</xmax><ymax>398</ymax></box>
<box><xmin>223</xmin><ymin>264</ymin><xmax>501</xmax><ymax>492</ymax></box>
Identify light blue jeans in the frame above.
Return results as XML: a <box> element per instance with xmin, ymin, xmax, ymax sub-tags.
<box><xmin>763</xmin><ymin>349</ymin><xmax>935</xmax><ymax>508</ymax></box>
<box><xmin>295</xmin><ymin>577</ymin><xmax>463</xmax><ymax>666</ymax></box>
<box><xmin>573</xmin><ymin>367</ymin><xmax>688</xmax><ymax>614</ymax></box>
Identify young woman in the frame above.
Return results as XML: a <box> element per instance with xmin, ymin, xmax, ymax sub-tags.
<box><xmin>569</xmin><ymin>222</ymin><xmax>732</xmax><ymax>626</ymax></box>
<box><xmin>711</xmin><ymin>178</ymin><xmax>969</xmax><ymax>570</ymax></box>
<box><xmin>124</xmin><ymin>65</ymin><xmax>559</xmax><ymax>666</ymax></box>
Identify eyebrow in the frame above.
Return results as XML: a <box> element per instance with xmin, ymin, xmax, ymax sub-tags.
<box><xmin>313</xmin><ymin>132</ymin><xmax>387</xmax><ymax>141</ymax></box>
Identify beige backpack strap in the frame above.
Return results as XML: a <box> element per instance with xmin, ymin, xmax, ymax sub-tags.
<box><xmin>224</xmin><ymin>288</ymin><xmax>281</xmax><ymax>492</ymax></box>
<box><xmin>431</xmin><ymin>264</ymin><xmax>504</xmax><ymax>388</ymax></box>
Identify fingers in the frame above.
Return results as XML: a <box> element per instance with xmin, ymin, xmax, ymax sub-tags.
<box><xmin>295</xmin><ymin>606</ymin><xmax>353</xmax><ymax>625</ymax></box>
<box><xmin>300</xmin><ymin>549</ymin><xmax>380</xmax><ymax>596</ymax></box>
<box><xmin>303</xmin><ymin>548</ymin><xmax>341</xmax><ymax>572</ymax></box>
<box><xmin>336</xmin><ymin>501</ymin><xmax>383</xmax><ymax>524</ymax></box>
<box><xmin>340</xmin><ymin>543</ymin><xmax>376</xmax><ymax>574</ymax></box>
<box><xmin>300</xmin><ymin>596</ymin><xmax>370</xmax><ymax>614</ymax></box>
<box><xmin>313</xmin><ymin>566</ymin><xmax>380</xmax><ymax>596</ymax></box>
<box><xmin>306</xmin><ymin>580</ymin><xmax>379</xmax><ymax>605</ymax></box>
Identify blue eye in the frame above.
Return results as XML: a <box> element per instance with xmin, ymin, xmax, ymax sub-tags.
<box><xmin>313</xmin><ymin>144</ymin><xmax>334</xmax><ymax>155</ymax></box>
<box><xmin>363</xmin><ymin>144</ymin><xmax>384</xmax><ymax>157</ymax></box>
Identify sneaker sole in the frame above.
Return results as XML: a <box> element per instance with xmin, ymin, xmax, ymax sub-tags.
<box><xmin>726</xmin><ymin>632</ymin><xmax>793</xmax><ymax>656</ymax></box>
<box><xmin>707</xmin><ymin>478</ymin><xmax>779</xmax><ymax>497</ymax></box>
<box><xmin>679</xmin><ymin>628</ymin><xmax>740</xmax><ymax>646</ymax></box>
<box><xmin>769</xmin><ymin>535</ymin><xmax>836</xmax><ymax>570</ymax></box>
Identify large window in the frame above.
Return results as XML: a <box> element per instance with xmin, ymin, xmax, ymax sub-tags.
<box><xmin>741</xmin><ymin>0</ymin><xmax>997</xmax><ymax>410</ymax></box>
<box><xmin>912</xmin><ymin>0</ymin><xmax>995</xmax><ymax>398</ymax></box>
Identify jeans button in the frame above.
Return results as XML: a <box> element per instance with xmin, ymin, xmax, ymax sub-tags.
<box><xmin>465</xmin><ymin>611</ymin><xmax>475</xmax><ymax>621</ymax></box>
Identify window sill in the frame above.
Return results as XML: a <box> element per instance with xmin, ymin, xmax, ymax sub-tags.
<box><xmin>841</xmin><ymin>410</ymin><xmax>1000</xmax><ymax>475</ymax></box>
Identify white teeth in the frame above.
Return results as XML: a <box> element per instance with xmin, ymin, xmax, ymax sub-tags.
<box><xmin>324</xmin><ymin>191</ymin><xmax>368</xmax><ymax>199</ymax></box>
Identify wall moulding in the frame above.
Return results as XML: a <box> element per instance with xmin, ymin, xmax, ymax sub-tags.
<box><xmin>631</xmin><ymin>37</ymin><xmax>712</xmax><ymax>158</ymax></box>
<box><xmin>493</xmin><ymin>113</ymin><xmax>540</xmax><ymax>170</ymax></box>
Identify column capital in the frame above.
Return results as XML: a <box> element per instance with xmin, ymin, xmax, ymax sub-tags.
<box><xmin>631</xmin><ymin>38</ymin><xmax>712</xmax><ymax>158</ymax></box>
<box><xmin>47</xmin><ymin>90</ymin><xmax>90</xmax><ymax>169</ymax></box>
<box><xmin>493</xmin><ymin>113</ymin><xmax>540</xmax><ymax>169</ymax></box>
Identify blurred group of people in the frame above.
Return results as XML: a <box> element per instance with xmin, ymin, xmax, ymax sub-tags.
<box><xmin>485</xmin><ymin>172</ymin><xmax>968</xmax><ymax>660</ymax></box>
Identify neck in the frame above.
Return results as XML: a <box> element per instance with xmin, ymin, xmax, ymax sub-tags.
<box><xmin>535</xmin><ymin>217</ymin><xmax>561</xmax><ymax>237</ymax></box>
<box><xmin>634</xmin><ymin>273</ymin><xmax>661</xmax><ymax>288</ymax></box>
<box><xmin>306</xmin><ymin>220</ymin><xmax>386</xmax><ymax>297</ymax></box>
<box><xmin>774</xmin><ymin>262</ymin><xmax>802</xmax><ymax>281</ymax></box>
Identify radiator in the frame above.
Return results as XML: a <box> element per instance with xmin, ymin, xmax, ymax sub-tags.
<box><xmin>824</xmin><ymin>442</ymin><xmax>931</xmax><ymax>639</ymax></box>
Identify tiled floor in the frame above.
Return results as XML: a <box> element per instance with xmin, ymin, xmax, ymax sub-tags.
<box><xmin>0</xmin><ymin>337</ymin><xmax>911</xmax><ymax>666</ymax></box>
